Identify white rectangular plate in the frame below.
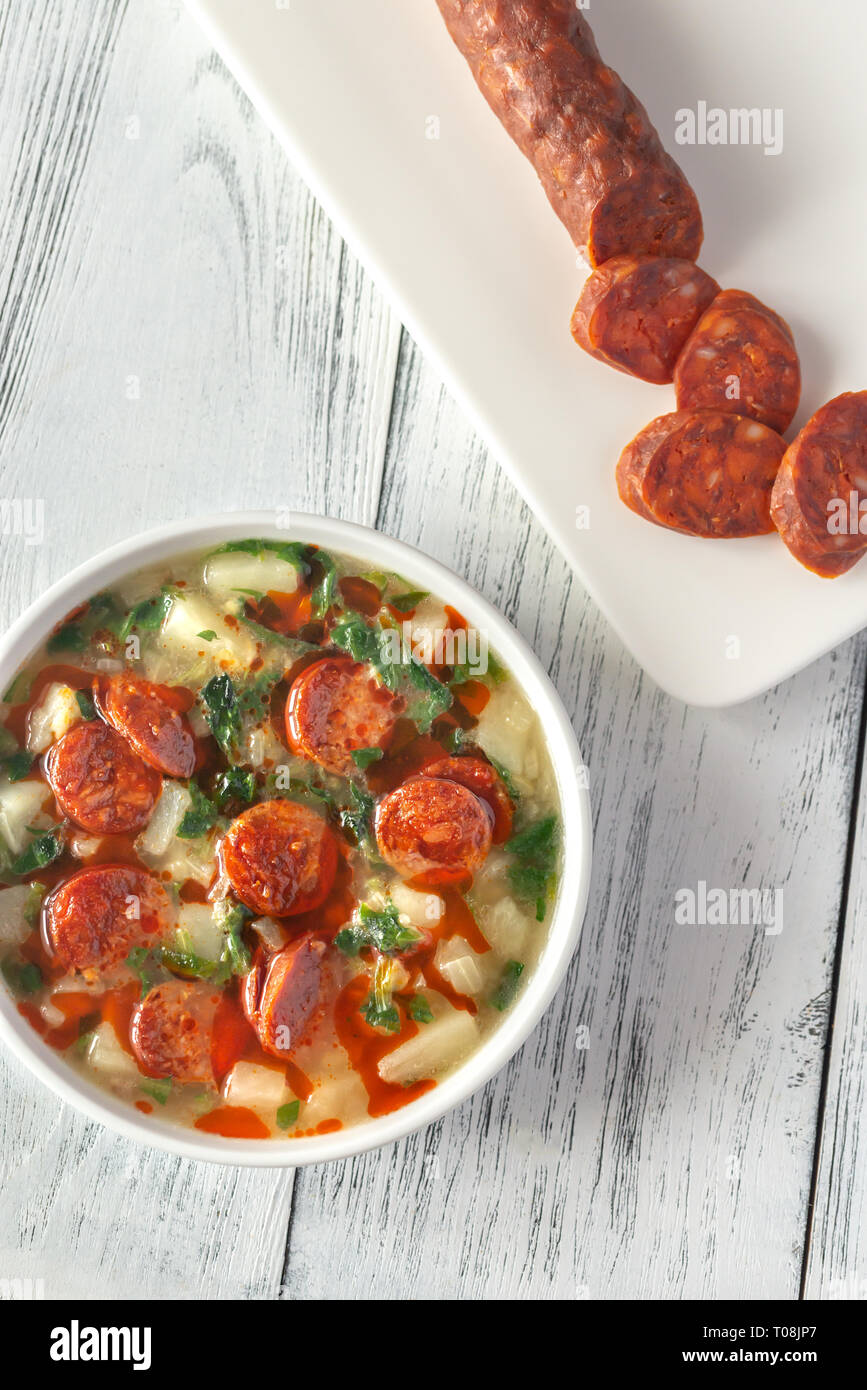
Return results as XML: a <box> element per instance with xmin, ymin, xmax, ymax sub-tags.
<box><xmin>185</xmin><ymin>0</ymin><xmax>867</xmax><ymax>705</ymax></box>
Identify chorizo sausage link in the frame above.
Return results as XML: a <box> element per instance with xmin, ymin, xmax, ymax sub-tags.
<box><xmin>219</xmin><ymin>799</ymin><xmax>338</xmax><ymax>917</ymax></box>
<box><xmin>435</xmin><ymin>0</ymin><xmax>703</xmax><ymax>265</ymax></box>
<box><xmin>375</xmin><ymin>775</ymin><xmax>494</xmax><ymax>887</ymax></box>
<box><xmin>44</xmin><ymin>864</ymin><xmax>172</xmax><ymax>972</ymax></box>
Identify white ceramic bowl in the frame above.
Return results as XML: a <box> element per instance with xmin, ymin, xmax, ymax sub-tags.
<box><xmin>0</xmin><ymin>512</ymin><xmax>592</xmax><ymax>1165</ymax></box>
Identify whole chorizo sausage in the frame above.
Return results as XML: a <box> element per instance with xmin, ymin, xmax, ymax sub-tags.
<box><xmin>435</xmin><ymin>0</ymin><xmax>703</xmax><ymax>265</ymax></box>
<box><xmin>45</xmin><ymin>721</ymin><xmax>161</xmax><ymax>835</ymax></box>
<box><xmin>674</xmin><ymin>289</ymin><xmax>801</xmax><ymax>433</ymax></box>
<box><xmin>285</xmin><ymin>656</ymin><xmax>403</xmax><ymax>777</ymax></box>
<box><xmin>130</xmin><ymin>979</ymin><xmax>219</xmax><ymax>1084</ymax></box>
<box><xmin>219</xmin><ymin>799</ymin><xmax>338</xmax><ymax>917</ymax></box>
<box><xmin>96</xmin><ymin>673</ymin><xmax>196</xmax><ymax>779</ymax></box>
<box><xmin>241</xmin><ymin>935</ymin><xmax>326</xmax><ymax>1060</ymax></box>
<box><xmin>616</xmin><ymin>411</ymin><xmax>786</xmax><ymax>538</ymax></box>
<box><xmin>43</xmin><ymin>864</ymin><xmax>172</xmax><ymax>972</ymax></box>
<box><xmin>571</xmin><ymin>256</ymin><xmax>720</xmax><ymax>384</ymax></box>
<box><xmin>770</xmin><ymin>391</ymin><xmax>867</xmax><ymax>578</ymax></box>
<box><xmin>375</xmin><ymin>775</ymin><xmax>493</xmax><ymax>887</ymax></box>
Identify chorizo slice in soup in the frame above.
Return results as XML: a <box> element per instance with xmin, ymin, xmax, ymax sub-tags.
<box><xmin>96</xmin><ymin>673</ymin><xmax>196</xmax><ymax>778</ymax></box>
<box><xmin>375</xmin><ymin>775</ymin><xmax>494</xmax><ymax>887</ymax></box>
<box><xmin>242</xmin><ymin>935</ymin><xmax>326</xmax><ymax>1060</ymax></box>
<box><xmin>45</xmin><ymin>720</ymin><xmax>161</xmax><ymax>834</ymax></box>
<box><xmin>44</xmin><ymin>864</ymin><xmax>173</xmax><ymax>971</ymax></box>
<box><xmin>131</xmin><ymin>980</ymin><xmax>219</xmax><ymax>1084</ymax></box>
<box><xmin>285</xmin><ymin>656</ymin><xmax>403</xmax><ymax>776</ymax></box>
<box><xmin>219</xmin><ymin>799</ymin><xmax>338</xmax><ymax>917</ymax></box>
<box><xmin>424</xmin><ymin>756</ymin><xmax>514</xmax><ymax>843</ymax></box>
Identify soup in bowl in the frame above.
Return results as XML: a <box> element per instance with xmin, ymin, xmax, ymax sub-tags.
<box><xmin>0</xmin><ymin>515</ymin><xmax>591</xmax><ymax>1164</ymax></box>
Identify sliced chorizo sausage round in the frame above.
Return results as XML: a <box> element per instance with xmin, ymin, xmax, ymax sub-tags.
<box><xmin>673</xmin><ymin>289</ymin><xmax>801</xmax><ymax>433</ymax></box>
<box><xmin>771</xmin><ymin>391</ymin><xmax>867</xmax><ymax>578</ymax></box>
<box><xmin>96</xmin><ymin>673</ymin><xmax>195</xmax><ymax>778</ymax></box>
<box><xmin>424</xmin><ymin>756</ymin><xmax>514</xmax><ymax>843</ymax></box>
<box><xmin>45</xmin><ymin>720</ymin><xmax>161</xmax><ymax>835</ymax></box>
<box><xmin>571</xmin><ymin>256</ymin><xmax>719</xmax><ymax>384</ymax></box>
<box><xmin>130</xmin><ymin>979</ymin><xmax>219</xmax><ymax>1084</ymax></box>
<box><xmin>241</xmin><ymin>934</ymin><xmax>326</xmax><ymax>1060</ymax></box>
<box><xmin>374</xmin><ymin>775</ymin><xmax>494</xmax><ymax>887</ymax></box>
<box><xmin>43</xmin><ymin>864</ymin><xmax>173</xmax><ymax>972</ymax></box>
<box><xmin>219</xmin><ymin>799</ymin><xmax>338</xmax><ymax>917</ymax></box>
<box><xmin>285</xmin><ymin>656</ymin><xmax>403</xmax><ymax>776</ymax></box>
<box><xmin>616</xmin><ymin>410</ymin><xmax>786</xmax><ymax>538</ymax></box>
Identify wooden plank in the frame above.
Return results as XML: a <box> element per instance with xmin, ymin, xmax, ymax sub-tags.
<box><xmin>803</xmin><ymin>684</ymin><xmax>867</xmax><ymax>1302</ymax></box>
<box><xmin>282</xmin><ymin>332</ymin><xmax>866</xmax><ymax>1300</ymax></box>
<box><xmin>0</xmin><ymin>0</ymin><xmax>398</xmax><ymax>1299</ymax></box>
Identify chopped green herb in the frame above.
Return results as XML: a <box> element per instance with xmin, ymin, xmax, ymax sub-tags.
<box><xmin>311</xmin><ymin>551</ymin><xmax>338</xmax><ymax>617</ymax></box>
<box><xmin>335</xmin><ymin>901</ymin><xmax>420</xmax><ymax>957</ymax></box>
<box><xmin>11</xmin><ymin>831</ymin><xmax>63</xmax><ymax>877</ymax></box>
<box><xmin>1</xmin><ymin>957</ymin><xmax>42</xmax><ymax>995</ymax></box>
<box><xmin>23</xmin><ymin>882</ymin><xmax>46</xmax><ymax>926</ymax></box>
<box><xmin>506</xmin><ymin>815</ymin><xmax>559</xmax><ymax>922</ymax></box>
<box><xmin>213</xmin><ymin>539</ymin><xmax>311</xmax><ymax>574</ymax></box>
<box><xmin>486</xmin><ymin>753</ymin><xmax>520</xmax><ymax>806</ymax></box>
<box><xmin>387</xmin><ymin>589</ymin><xmax>428</xmax><ymax>614</ymax></box>
<box><xmin>214</xmin><ymin>767</ymin><xmax>256</xmax><ymax>809</ymax></box>
<box><xmin>197</xmin><ymin>629</ymin><xmax>216</xmax><ymax>642</ymax></box>
<box><xmin>350</xmin><ymin>746</ymin><xmax>383</xmax><ymax>771</ymax></box>
<box><xmin>2</xmin><ymin>749</ymin><xmax>34</xmax><ymax>782</ymax></box>
<box><xmin>212</xmin><ymin>898</ymin><xmax>252</xmax><ymax>981</ymax></box>
<box><xmin>119</xmin><ymin>589</ymin><xmax>173</xmax><ymax>640</ymax></box>
<box><xmin>74</xmin><ymin>690</ymin><xmax>97</xmax><ymax>721</ymax></box>
<box><xmin>200</xmin><ymin>673</ymin><xmax>241</xmax><ymax>758</ymax></box>
<box><xmin>490</xmin><ymin>960</ymin><xmax>524</xmax><ymax>1012</ymax></box>
<box><xmin>2</xmin><ymin>672</ymin><xmax>32</xmax><ymax>705</ymax></box>
<box><xmin>140</xmin><ymin>1078</ymin><xmax>172</xmax><ymax>1105</ymax></box>
<box><xmin>405</xmin><ymin>994</ymin><xmax>433</xmax><ymax>1024</ymax></box>
<box><xmin>127</xmin><ymin>946</ymin><xmax>163</xmax><ymax>998</ymax></box>
<box><xmin>338</xmin><ymin>781</ymin><xmax>375</xmax><ymax>848</ymax></box>
<box><xmin>46</xmin><ymin>623</ymin><xmax>86</xmax><ymax>654</ymax></box>
<box><xmin>361</xmin><ymin>993</ymin><xmax>400</xmax><ymax>1033</ymax></box>
<box><xmin>177</xmin><ymin>781</ymin><xmax>218</xmax><ymax>839</ymax></box>
<box><xmin>276</xmin><ymin>1099</ymin><xmax>301</xmax><ymax>1130</ymax></box>
<box><xmin>405</xmin><ymin>658</ymin><xmax>452</xmax><ymax>732</ymax></box>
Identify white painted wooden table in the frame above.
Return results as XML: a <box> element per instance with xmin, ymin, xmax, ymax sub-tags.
<box><xmin>0</xmin><ymin>0</ymin><xmax>864</xmax><ymax>1302</ymax></box>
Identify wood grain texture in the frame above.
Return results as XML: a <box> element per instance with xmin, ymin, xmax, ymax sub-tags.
<box><xmin>803</xmin><ymin>688</ymin><xmax>867</xmax><ymax>1302</ymax></box>
<box><xmin>0</xmin><ymin>0</ymin><xmax>395</xmax><ymax>1301</ymax></box>
<box><xmin>0</xmin><ymin>0</ymin><xmax>863</xmax><ymax>1302</ymax></box>
<box><xmin>282</xmin><ymin>334</ymin><xmax>867</xmax><ymax>1300</ymax></box>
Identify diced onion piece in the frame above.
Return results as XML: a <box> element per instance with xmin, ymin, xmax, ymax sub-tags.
<box><xmin>0</xmin><ymin>884</ymin><xmax>37</xmax><ymax>944</ymax></box>
<box><xmin>222</xmin><ymin>1061</ymin><xmax>291</xmax><ymax>1114</ymax></box>
<box><xmin>176</xmin><ymin>903</ymin><xmax>224</xmax><ymax>960</ymax></box>
<box><xmin>472</xmin><ymin>684</ymin><xmax>535</xmax><ymax>776</ymax></box>
<box><xmin>203</xmin><ymin>550</ymin><xmax>300</xmax><ymax>605</ymax></box>
<box><xmin>137</xmin><ymin>781</ymin><xmax>191</xmax><ymax>857</ymax></box>
<box><xmin>433</xmin><ymin>936</ymin><xmax>485</xmax><ymax>996</ymax></box>
<box><xmin>0</xmin><ymin>779</ymin><xmax>51</xmax><ymax>854</ymax></box>
<box><xmin>390</xmin><ymin>882</ymin><xmax>444</xmax><ymax>926</ymax></box>
<box><xmin>41</xmin><ymin>999</ymin><xmax>66</xmax><ymax>1028</ymax></box>
<box><xmin>85</xmin><ymin>1023</ymin><xmax>144</xmax><ymax>1083</ymax></box>
<box><xmin>377</xmin><ymin>1007</ymin><xmax>478</xmax><ymax>1086</ymax></box>
<box><xmin>478</xmin><ymin>898</ymin><xmax>531</xmax><ymax>957</ymax></box>
<box><xmin>157</xmin><ymin>593</ymin><xmax>256</xmax><ymax>672</ymax></box>
<box><xmin>25</xmin><ymin>682</ymin><xmax>82</xmax><ymax>754</ymax></box>
<box><xmin>68</xmin><ymin>832</ymin><xmax>106</xmax><ymax>861</ymax></box>
<box><xmin>244</xmin><ymin>727</ymin><xmax>266</xmax><ymax>768</ymax></box>
<box><xmin>250</xmin><ymin>916</ymin><xmax>287</xmax><ymax>951</ymax></box>
<box><xmin>301</xmin><ymin>1070</ymin><xmax>369</xmax><ymax>1130</ymax></box>
<box><xmin>137</xmin><ymin>830</ymin><xmax>215</xmax><ymax>889</ymax></box>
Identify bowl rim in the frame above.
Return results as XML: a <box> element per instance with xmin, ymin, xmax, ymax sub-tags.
<box><xmin>0</xmin><ymin>510</ymin><xmax>592</xmax><ymax>1166</ymax></box>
